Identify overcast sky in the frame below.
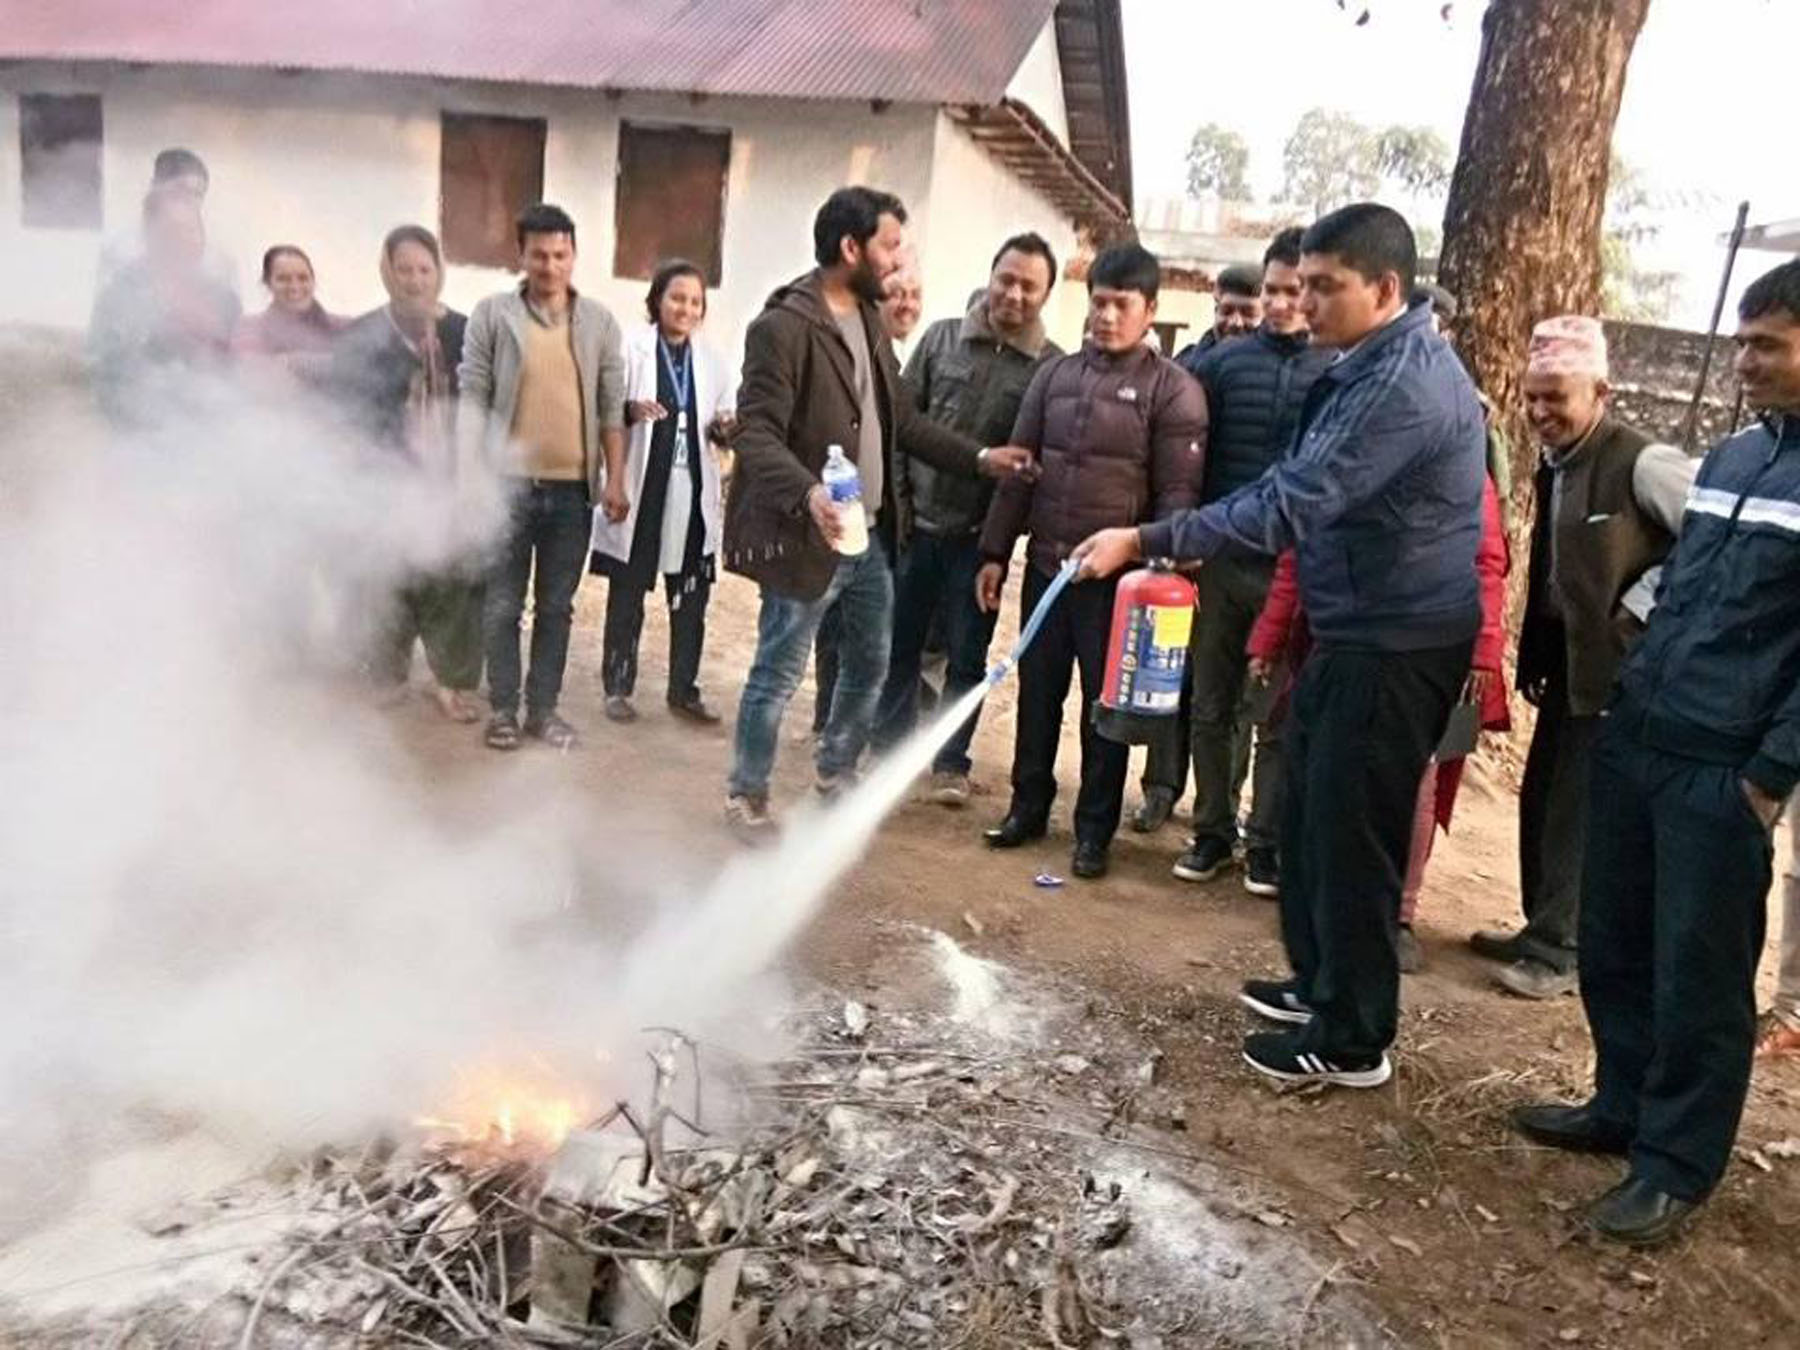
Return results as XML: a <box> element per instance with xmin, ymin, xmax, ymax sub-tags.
<box><xmin>1122</xmin><ymin>0</ymin><xmax>1798</xmax><ymax>329</ymax></box>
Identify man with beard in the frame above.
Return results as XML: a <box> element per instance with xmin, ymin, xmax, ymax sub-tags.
<box><xmin>721</xmin><ymin>187</ymin><xmax>1036</xmax><ymax>834</ymax></box>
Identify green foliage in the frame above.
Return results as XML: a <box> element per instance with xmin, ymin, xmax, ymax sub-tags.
<box><xmin>1185</xmin><ymin>123</ymin><xmax>1252</xmax><ymax>201</ymax></box>
<box><xmin>1374</xmin><ymin>125</ymin><xmax>1452</xmax><ymax>197</ymax></box>
<box><xmin>1282</xmin><ymin>109</ymin><xmax>1380</xmax><ymax>216</ymax></box>
<box><xmin>1602</xmin><ymin>154</ymin><xmax>1678</xmax><ymax>323</ymax></box>
<box><xmin>1281</xmin><ymin>110</ymin><xmax>1453</xmax><ymax>217</ymax></box>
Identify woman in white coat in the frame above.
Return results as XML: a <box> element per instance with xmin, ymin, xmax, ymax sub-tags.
<box><xmin>590</xmin><ymin>260</ymin><xmax>737</xmax><ymax>724</ymax></box>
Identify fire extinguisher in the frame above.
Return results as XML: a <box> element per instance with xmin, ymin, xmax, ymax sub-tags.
<box><xmin>1094</xmin><ymin>559</ymin><xmax>1197</xmax><ymax>745</ymax></box>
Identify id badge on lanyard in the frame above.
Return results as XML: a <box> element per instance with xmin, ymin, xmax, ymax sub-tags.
<box><xmin>660</xmin><ymin>334</ymin><xmax>693</xmax><ymax>471</ymax></box>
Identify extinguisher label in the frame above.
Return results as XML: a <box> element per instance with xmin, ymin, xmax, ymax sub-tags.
<box><xmin>1117</xmin><ymin>603</ymin><xmax>1191</xmax><ymax>712</ymax></box>
<box><xmin>1152</xmin><ymin>603</ymin><xmax>1194</xmax><ymax>651</ymax></box>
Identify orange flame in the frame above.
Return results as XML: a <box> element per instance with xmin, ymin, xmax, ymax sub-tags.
<box><xmin>414</xmin><ymin>1059</ymin><xmax>590</xmax><ymax>1152</ymax></box>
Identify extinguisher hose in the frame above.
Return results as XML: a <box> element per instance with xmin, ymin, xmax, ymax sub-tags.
<box><xmin>985</xmin><ymin>557</ymin><xmax>1081</xmax><ymax>687</ymax></box>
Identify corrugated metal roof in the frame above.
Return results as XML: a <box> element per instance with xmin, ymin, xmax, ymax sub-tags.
<box><xmin>0</xmin><ymin>0</ymin><xmax>1058</xmax><ymax>106</ymax></box>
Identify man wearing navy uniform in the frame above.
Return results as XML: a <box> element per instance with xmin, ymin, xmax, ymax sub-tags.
<box><xmin>1513</xmin><ymin>259</ymin><xmax>1800</xmax><ymax>1246</ymax></box>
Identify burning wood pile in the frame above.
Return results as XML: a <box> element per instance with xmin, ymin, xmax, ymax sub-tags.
<box><xmin>244</xmin><ymin>1015</ymin><xmax>1177</xmax><ymax>1348</ymax></box>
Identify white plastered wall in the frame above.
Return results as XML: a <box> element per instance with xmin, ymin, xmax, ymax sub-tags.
<box><xmin>910</xmin><ymin>111</ymin><xmax>1083</xmax><ymax>355</ymax></box>
<box><xmin>0</xmin><ymin>63</ymin><xmax>941</xmax><ymax>360</ymax></box>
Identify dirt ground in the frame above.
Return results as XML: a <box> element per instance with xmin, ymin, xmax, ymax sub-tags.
<box><xmin>2</xmin><ymin>345</ymin><xmax>1796</xmax><ymax>1345</ymax></box>
<box><xmin>359</xmin><ymin>564</ymin><xmax>1800</xmax><ymax>1349</ymax></box>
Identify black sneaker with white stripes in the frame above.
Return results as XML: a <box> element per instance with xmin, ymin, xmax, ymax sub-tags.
<box><xmin>1238</xmin><ymin>978</ymin><xmax>1313</xmax><ymax>1025</ymax></box>
<box><xmin>1241</xmin><ymin>1031</ymin><xmax>1392</xmax><ymax>1088</ymax></box>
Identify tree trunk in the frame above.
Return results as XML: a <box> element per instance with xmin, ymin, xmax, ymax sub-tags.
<box><xmin>1438</xmin><ymin>0</ymin><xmax>1651</xmax><ymax>541</ymax></box>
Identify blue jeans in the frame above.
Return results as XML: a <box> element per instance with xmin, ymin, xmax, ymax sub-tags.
<box><xmin>872</xmin><ymin>532</ymin><xmax>997</xmax><ymax>774</ymax></box>
<box><xmin>728</xmin><ymin>539</ymin><xmax>893</xmax><ymax>799</ymax></box>
<box><xmin>483</xmin><ymin>479</ymin><xmax>591</xmax><ymax>721</ymax></box>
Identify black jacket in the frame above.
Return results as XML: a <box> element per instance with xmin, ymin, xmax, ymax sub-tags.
<box><xmin>1616</xmin><ymin>413</ymin><xmax>1800</xmax><ymax>797</ymax></box>
<box><xmin>900</xmin><ymin>300</ymin><xmax>1060</xmax><ymax>537</ymax></box>
<box><xmin>1173</xmin><ymin>327</ymin><xmax>1224</xmax><ymax>375</ymax></box>
<box><xmin>1189</xmin><ymin>325</ymin><xmax>1334</xmax><ymax>503</ymax></box>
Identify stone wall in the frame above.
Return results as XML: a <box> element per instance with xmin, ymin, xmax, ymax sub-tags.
<box><xmin>1603</xmin><ymin>319</ymin><xmax>1747</xmax><ymax>449</ymax></box>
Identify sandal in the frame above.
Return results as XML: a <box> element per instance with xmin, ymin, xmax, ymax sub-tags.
<box><xmin>484</xmin><ymin>713</ymin><xmax>522</xmax><ymax>750</ymax></box>
<box><xmin>434</xmin><ymin>686</ymin><xmax>482</xmax><ymax>724</ymax></box>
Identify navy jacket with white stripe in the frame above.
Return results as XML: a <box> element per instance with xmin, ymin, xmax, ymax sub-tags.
<box><xmin>1618</xmin><ymin>412</ymin><xmax>1800</xmax><ymax>797</ymax></box>
<box><xmin>1139</xmin><ymin>300</ymin><xmax>1487</xmax><ymax>652</ymax></box>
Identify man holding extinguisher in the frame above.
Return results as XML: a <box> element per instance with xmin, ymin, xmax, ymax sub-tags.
<box><xmin>1074</xmin><ymin>204</ymin><xmax>1486</xmax><ymax>1088</ymax></box>
<box><xmin>976</xmin><ymin>242</ymin><xmax>1208</xmax><ymax>882</ymax></box>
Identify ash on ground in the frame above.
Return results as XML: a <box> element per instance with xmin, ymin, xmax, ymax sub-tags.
<box><xmin>2</xmin><ymin>930</ymin><xmax>1393</xmax><ymax>1347</ymax></box>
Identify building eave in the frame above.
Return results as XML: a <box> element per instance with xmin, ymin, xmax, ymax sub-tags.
<box><xmin>1051</xmin><ymin>0</ymin><xmax>1132</xmax><ymax>215</ymax></box>
<box><xmin>945</xmin><ymin>97</ymin><xmax>1131</xmax><ymax>236</ymax></box>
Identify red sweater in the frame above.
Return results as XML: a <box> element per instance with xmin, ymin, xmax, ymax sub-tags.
<box><xmin>1247</xmin><ymin>476</ymin><xmax>1512</xmax><ymax>826</ymax></box>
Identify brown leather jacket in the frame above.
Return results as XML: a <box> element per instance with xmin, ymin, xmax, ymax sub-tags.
<box><xmin>722</xmin><ymin>270</ymin><xmax>984</xmax><ymax>600</ymax></box>
<box><xmin>980</xmin><ymin>342</ymin><xmax>1208</xmax><ymax>576</ymax></box>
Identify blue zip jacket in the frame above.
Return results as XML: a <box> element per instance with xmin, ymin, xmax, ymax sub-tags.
<box><xmin>1139</xmin><ymin>301</ymin><xmax>1486</xmax><ymax>652</ymax></box>
<box><xmin>1616</xmin><ymin>412</ymin><xmax>1800</xmax><ymax>797</ymax></box>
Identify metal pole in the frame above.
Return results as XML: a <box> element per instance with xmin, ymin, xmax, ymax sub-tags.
<box><xmin>1683</xmin><ymin>200</ymin><xmax>1750</xmax><ymax>453</ymax></box>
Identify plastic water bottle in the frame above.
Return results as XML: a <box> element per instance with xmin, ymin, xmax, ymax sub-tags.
<box><xmin>821</xmin><ymin>444</ymin><xmax>869</xmax><ymax>556</ymax></box>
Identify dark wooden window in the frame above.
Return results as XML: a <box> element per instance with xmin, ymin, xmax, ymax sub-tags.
<box><xmin>613</xmin><ymin>122</ymin><xmax>730</xmax><ymax>285</ymax></box>
<box><xmin>20</xmin><ymin>94</ymin><xmax>103</xmax><ymax>229</ymax></box>
<box><xmin>439</xmin><ymin>113</ymin><xmax>546</xmax><ymax>269</ymax></box>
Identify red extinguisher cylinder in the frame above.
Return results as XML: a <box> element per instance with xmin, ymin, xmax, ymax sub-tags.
<box><xmin>1094</xmin><ymin>561</ymin><xmax>1197</xmax><ymax>745</ymax></box>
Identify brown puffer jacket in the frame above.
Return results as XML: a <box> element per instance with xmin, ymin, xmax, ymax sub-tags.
<box><xmin>722</xmin><ymin>270</ymin><xmax>983</xmax><ymax>601</ymax></box>
<box><xmin>980</xmin><ymin>343</ymin><xmax>1208</xmax><ymax>575</ymax></box>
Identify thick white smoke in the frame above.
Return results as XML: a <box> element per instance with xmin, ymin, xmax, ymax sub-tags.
<box><xmin>0</xmin><ymin>363</ymin><xmax>758</xmax><ymax>1207</ymax></box>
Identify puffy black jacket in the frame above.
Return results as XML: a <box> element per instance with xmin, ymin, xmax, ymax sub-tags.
<box><xmin>1173</xmin><ymin>327</ymin><xmax>1222</xmax><ymax>374</ymax></box>
<box><xmin>1616</xmin><ymin>413</ymin><xmax>1800</xmax><ymax>797</ymax></box>
<box><xmin>1190</xmin><ymin>325</ymin><xmax>1335</xmax><ymax>502</ymax></box>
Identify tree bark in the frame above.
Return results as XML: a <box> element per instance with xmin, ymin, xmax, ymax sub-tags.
<box><xmin>1438</xmin><ymin>0</ymin><xmax>1651</xmax><ymax>539</ymax></box>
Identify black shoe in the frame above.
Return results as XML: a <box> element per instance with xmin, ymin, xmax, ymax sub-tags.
<box><xmin>984</xmin><ymin>812</ymin><xmax>1047</xmax><ymax>849</ymax></box>
<box><xmin>1241</xmin><ymin>1030</ymin><xmax>1392</xmax><ymax>1089</ymax></box>
<box><xmin>603</xmin><ymin>694</ymin><xmax>638</xmax><ymax>724</ymax></box>
<box><xmin>1511</xmin><ymin>1102</ymin><xmax>1632</xmax><ymax>1156</ymax></box>
<box><xmin>1496</xmin><ymin>958</ymin><xmax>1578</xmax><ymax>1000</ymax></box>
<box><xmin>1131</xmin><ymin>786</ymin><xmax>1176</xmax><ymax>833</ymax></box>
<box><xmin>1586</xmin><ymin>1176</ymin><xmax>1697</xmax><ymax>1248</ymax></box>
<box><xmin>1238</xmin><ymin>978</ymin><xmax>1313</xmax><ymax>1026</ymax></box>
<box><xmin>1243</xmin><ymin>847</ymin><xmax>1280</xmax><ymax>898</ymax></box>
<box><xmin>1172</xmin><ymin>835</ymin><xmax>1234</xmax><ymax>883</ymax></box>
<box><xmin>524</xmin><ymin>711</ymin><xmax>579</xmax><ymax>749</ymax></box>
<box><xmin>1470</xmin><ymin>929</ymin><xmax>1533</xmax><ymax>964</ymax></box>
<box><xmin>1072</xmin><ymin>840</ymin><xmax>1109</xmax><ymax>879</ymax></box>
<box><xmin>668</xmin><ymin>694</ymin><xmax>722</xmax><ymax>726</ymax></box>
